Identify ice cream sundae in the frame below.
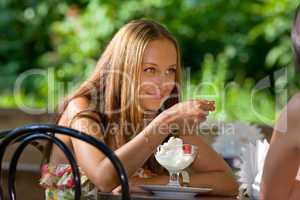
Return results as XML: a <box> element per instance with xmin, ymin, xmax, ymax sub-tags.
<box><xmin>155</xmin><ymin>137</ymin><xmax>198</xmax><ymax>186</ymax></box>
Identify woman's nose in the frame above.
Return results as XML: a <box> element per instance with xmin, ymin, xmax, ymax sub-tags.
<box><xmin>152</xmin><ymin>75</ymin><xmax>164</xmax><ymax>87</ymax></box>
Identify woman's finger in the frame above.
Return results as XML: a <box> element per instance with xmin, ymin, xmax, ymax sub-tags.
<box><xmin>112</xmin><ymin>185</ymin><xmax>122</xmax><ymax>194</ymax></box>
<box><xmin>197</xmin><ymin>100</ymin><xmax>215</xmax><ymax>111</ymax></box>
<box><xmin>196</xmin><ymin>109</ymin><xmax>209</xmax><ymax>117</ymax></box>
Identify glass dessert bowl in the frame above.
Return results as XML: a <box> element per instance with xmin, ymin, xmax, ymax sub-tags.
<box><xmin>155</xmin><ymin>137</ymin><xmax>198</xmax><ymax>187</ymax></box>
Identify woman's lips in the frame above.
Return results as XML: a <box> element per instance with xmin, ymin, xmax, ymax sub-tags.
<box><xmin>145</xmin><ymin>92</ymin><xmax>163</xmax><ymax>100</ymax></box>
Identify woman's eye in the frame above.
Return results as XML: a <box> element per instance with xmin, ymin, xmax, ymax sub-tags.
<box><xmin>166</xmin><ymin>68</ymin><xmax>176</xmax><ymax>75</ymax></box>
<box><xmin>144</xmin><ymin>67</ymin><xmax>156</xmax><ymax>73</ymax></box>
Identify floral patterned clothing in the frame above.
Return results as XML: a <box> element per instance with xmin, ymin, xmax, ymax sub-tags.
<box><xmin>40</xmin><ymin>163</ymin><xmax>157</xmax><ymax>200</ymax></box>
<box><xmin>40</xmin><ymin>164</ymin><xmax>97</xmax><ymax>200</ymax></box>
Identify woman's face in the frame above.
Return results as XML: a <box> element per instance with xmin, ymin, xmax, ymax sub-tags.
<box><xmin>139</xmin><ymin>38</ymin><xmax>177</xmax><ymax>113</ymax></box>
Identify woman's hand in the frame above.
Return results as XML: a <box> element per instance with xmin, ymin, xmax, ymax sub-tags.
<box><xmin>111</xmin><ymin>181</ymin><xmax>151</xmax><ymax>195</ymax></box>
<box><xmin>166</xmin><ymin>99</ymin><xmax>215</xmax><ymax>121</ymax></box>
<box><xmin>153</xmin><ymin>99</ymin><xmax>215</xmax><ymax>135</ymax></box>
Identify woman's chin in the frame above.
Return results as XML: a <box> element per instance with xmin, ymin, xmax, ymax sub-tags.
<box><xmin>141</xmin><ymin>104</ymin><xmax>161</xmax><ymax>113</ymax></box>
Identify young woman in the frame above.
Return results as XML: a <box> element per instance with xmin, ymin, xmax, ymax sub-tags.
<box><xmin>260</xmin><ymin>6</ymin><xmax>300</xmax><ymax>200</ymax></box>
<box><xmin>40</xmin><ymin>19</ymin><xmax>238</xmax><ymax>199</ymax></box>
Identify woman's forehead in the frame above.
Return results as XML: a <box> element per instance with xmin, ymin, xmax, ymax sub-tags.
<box><xmin>142</xmin><ymin>39</ymin><xmax>177</xmax><ymax>66</ymax></box>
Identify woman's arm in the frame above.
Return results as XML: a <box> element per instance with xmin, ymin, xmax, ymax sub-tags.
<box><xmin>180</xmin><ymin>135</ymin><xmax>238</xmax><ymax>196</ymax></box>
<box><xmin>67</xmin><ymin>98</ymin><xmax>214</xmax><ymax>192</ymax></box>
<box><xmin>123</xmin><ymin>135</ymin><xmax>238</xmax><ymax>196</ymax></box>
<box><xmin>69</xmin><ymin>103</ymin><xmax>172</xmax><ymax>192</ymax></box>
<box><xmin>128</xmin><ymin>172</ymin><xmax>237</xmax><ymax>195</ymax></box>
<box><xmin>61</xmin><ymin>97</ymin><xmax>170</xmax><ymax>192</ymax></box>
<box><xmin>261</xmin><ymin>94</ymin><xmax>300</xmax><ymax>200</ymax></box>
<box><xmin>289</xmin><ymin>180</ymin><xmax>300</xmax><ymax>200</ymax></box>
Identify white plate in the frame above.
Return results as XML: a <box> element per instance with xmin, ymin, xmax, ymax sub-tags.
<box><xmin>139</xmin><ymin>185</ymin><xmax>212</xmax><ymax>199</ymax></box>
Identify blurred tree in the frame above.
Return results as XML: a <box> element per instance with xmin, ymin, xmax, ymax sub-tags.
<box><xmin>0</xmin><ymin>0</ymin><xmax>299</xmax><ymax>123</ymax></box>
<box><xmin>0</xmin><ymin>0</ymin><xmax>87</xmax><ymax>107</ymax></box>
<box><xmin>38</xmin><ymin>0</ymin><xmax>299</xmax><ymax>82</ymax></box>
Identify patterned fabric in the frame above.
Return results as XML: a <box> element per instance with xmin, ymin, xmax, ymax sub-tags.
<box><xmin>40</xmin><ymin>164</ymin><xmax>97</xmax><ymax>200</ymax></box>
<box><xmin>40</xmin><ymin>164</ymin><xmax>158</xmax><ymax>200</ymax></box>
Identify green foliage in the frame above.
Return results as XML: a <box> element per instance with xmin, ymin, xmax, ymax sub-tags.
<box><xmin>183</xmin><ymin>52</ymin><xmax>276</xmax><ymax>124</ymax></box>
<box><xmin>1</xmin><ymin>0</ymin><xmax>300</xmax><ymax>124</ymax></box>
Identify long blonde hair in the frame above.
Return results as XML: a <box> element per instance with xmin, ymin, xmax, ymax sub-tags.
<box><xmin>46</xmin><ymin>19</ymin><xmax>182</xmax><ymax>173</ymax></box>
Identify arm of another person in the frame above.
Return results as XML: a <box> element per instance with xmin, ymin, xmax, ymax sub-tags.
<box><xmin>261</xmin><ymin>94</ymin><xmax>300</xmax><ymax>200</ymax></box>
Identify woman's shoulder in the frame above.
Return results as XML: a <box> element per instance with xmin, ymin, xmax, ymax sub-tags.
<box><xmin>273</xmin><ymin>93</ymin><xmax>300</xmax><ymax>144</ymax></box>
<box><xmin>60</xmin><ymin>96</ymin><xmax>101</xmax><ymax>126</ymax></box>
<box><xmin>67</xmin><ymin>96</ymin><xmax>92</xmax><ymax>112</ymax></box>
<box><xmin>287</xmin><ymin>93</ymin><xmax>300</xmax><ymax>112</ymax></box>
<box><xmin>276</xmin><ymin>93</ymin><xmax>300</xmax><ymax>124</ymax></box>
<box><xmin>281</xmin><ymin>93</ymin><xmax>300</xmax><ymax>127</ymax></box>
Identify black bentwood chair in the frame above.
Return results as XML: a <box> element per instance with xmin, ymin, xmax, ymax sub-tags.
<box><xmin>0</xmin><ymin>124</ymin><xmax>130</xmax><ymax>200</ymax></box>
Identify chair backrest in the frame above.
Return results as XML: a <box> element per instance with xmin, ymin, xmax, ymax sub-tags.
<box><xmin>0</xmin><ymin>124</ymin><xmax>130</xmax><ymax>200</ymax></box>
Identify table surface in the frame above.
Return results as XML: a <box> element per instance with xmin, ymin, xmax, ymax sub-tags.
<box><xmin>98</xmin><ymin>192</ymin><xmax>238</xmax><ymax>200</ymax></box>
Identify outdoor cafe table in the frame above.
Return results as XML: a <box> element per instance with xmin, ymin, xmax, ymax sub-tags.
<box><xmin>98</xmin><ymin>192</ymin><xmax>238</xmax><ymax>200</ymax></box>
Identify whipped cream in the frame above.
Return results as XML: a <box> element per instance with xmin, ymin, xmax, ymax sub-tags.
<box><xmin>155</xmin><ymin>137</ymin><xmax>195</xmax><ymax>172</ymax></box>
